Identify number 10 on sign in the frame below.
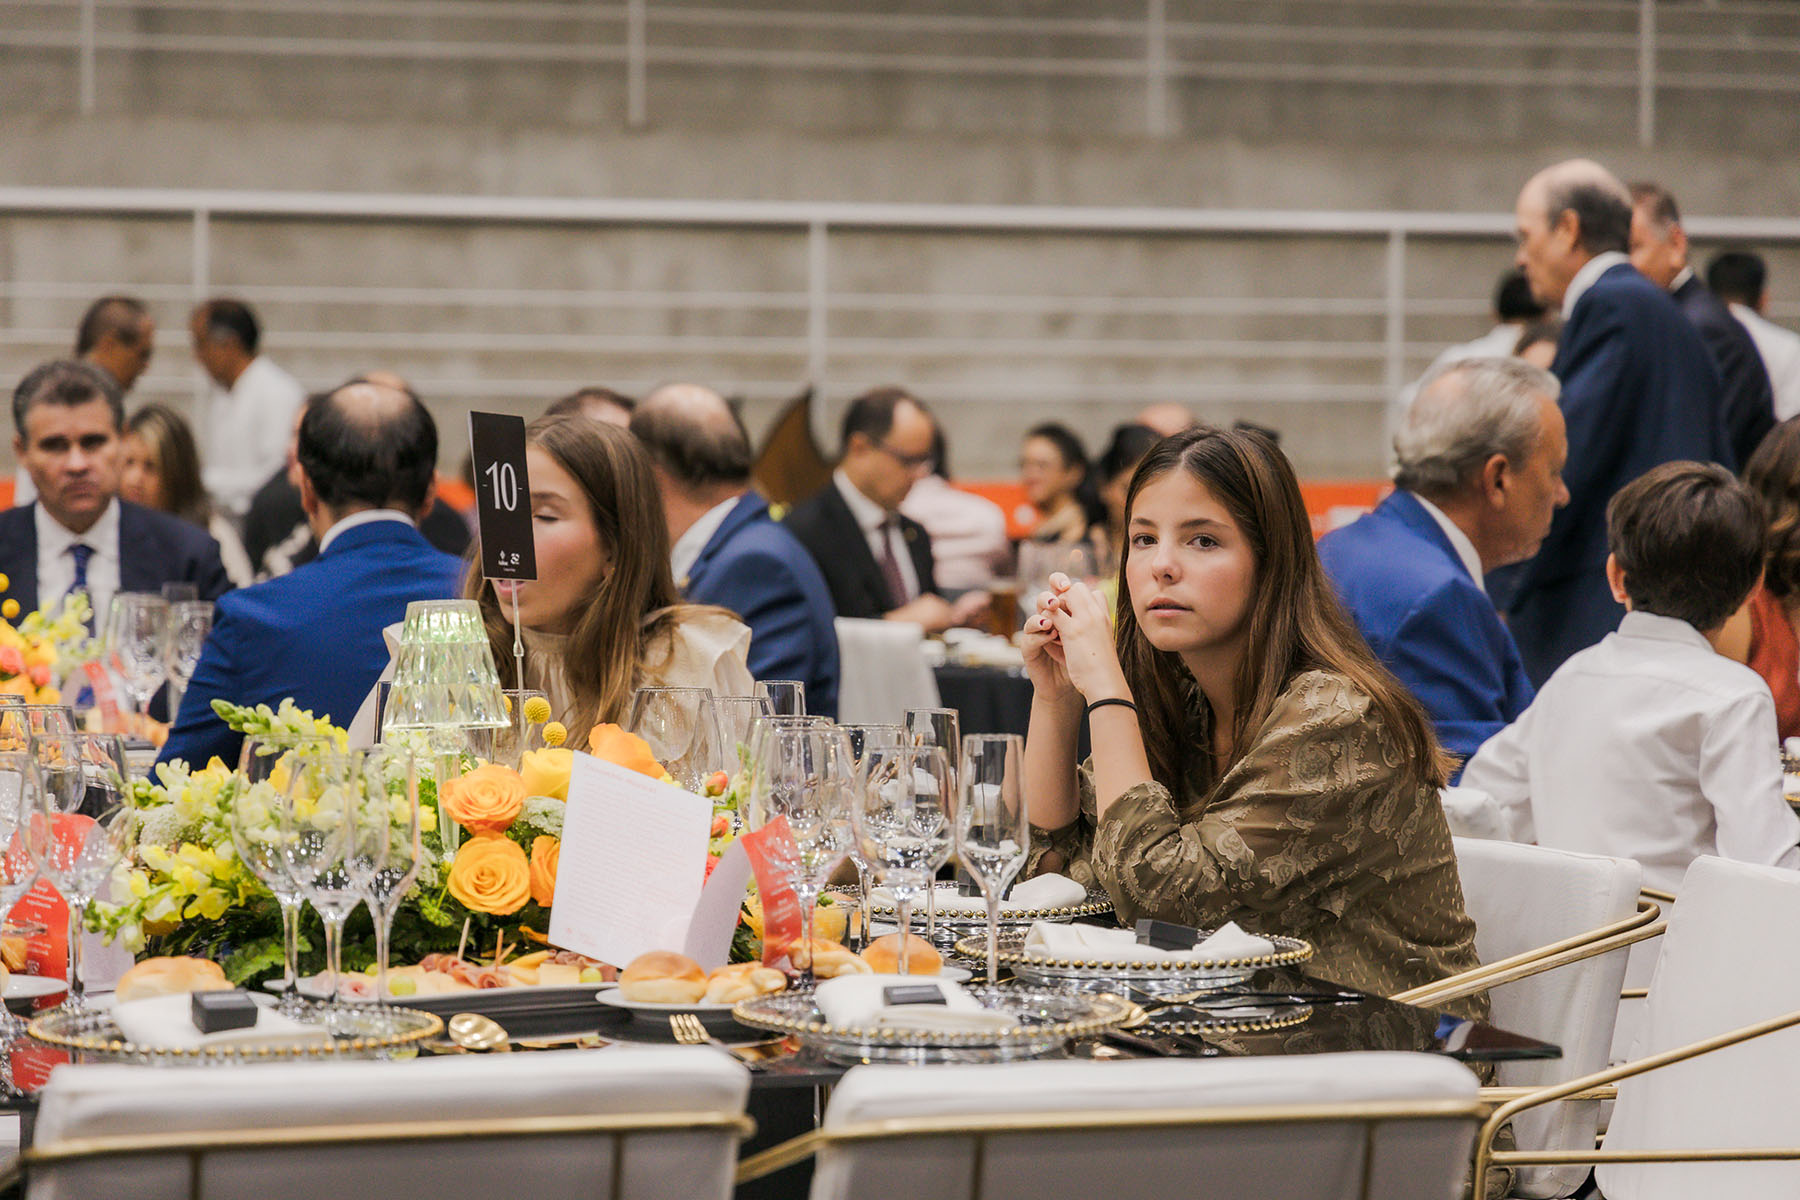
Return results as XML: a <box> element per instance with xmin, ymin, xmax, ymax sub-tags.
<box><xmin>468</xmin><ymin>411</ymin><xmax>539</xmax><ymax>583</ymax></box>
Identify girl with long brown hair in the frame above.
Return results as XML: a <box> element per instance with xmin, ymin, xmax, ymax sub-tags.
<box><xmin>472</xmin><ymin>413</ymin><xmax>751</xmax><ymax>742</ymax></box>
<box><xmin>1022</xmin><ymin>425</ymin><xmax>1482</xmax><ymax>1008</ymax></box>
<box><xmin>120</xmin><ymin>403</ymin><xmax>256</xmax><ymax>586</ymax></box>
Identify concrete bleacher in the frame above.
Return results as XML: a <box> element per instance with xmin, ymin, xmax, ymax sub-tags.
<box><xmin>3</xmin><ymin>0</ymin><xmax>1799</xmax><ymax>484</ymax></box>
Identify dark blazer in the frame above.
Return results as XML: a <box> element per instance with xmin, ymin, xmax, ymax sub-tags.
<box><xmin>1506</xmin><ymin>261</ymin><xmax>1731</xmax><ymax>686</ymax></box>
<box><xmin>1317</xmin><ymin>490</ymin><xmax>1533</xmax><ymax>772</ymax></box>
<box><xmin>1672</xmin><ymin>273</ymin><xmax>1777</xmax><ymax>469</ymax></box>
<box><xmin>158</xmin><ymin>518</ymin><xmax>463</xmax><ymax>769</ymax></box>
<box><xmin>782</xmin><ymin>481</ymin><xmax>938</xmax><ymax>621</ymax></box>
<box><xmin>0</xmin><ymin>500</ymin><xmax>232</xmax><ymax>616</ymax></box>
<box><xmin>683</xmin><ymin>492</ymin><xmax>841</xmax><ymax>719</ymax></box>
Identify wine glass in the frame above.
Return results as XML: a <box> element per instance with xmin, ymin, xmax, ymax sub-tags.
<box><xmin>626</xmin><ymin>687</ymin><xmax>724</xmax><ymax>792</ymax></box>
<box><xmin>905</xmin><ymin>707</ymin><xmax>962</xmax><ymax>935</ymax></box>
<box><xmin>162</xmin><ymin>600</ymin><xmax>213</xmax><ymax>722</ymax></box>
<box><xmin>713</xmin><ymin>695</ymin><xmax>774</xmax><ymax>763</ymax></box>
<box><xmin>107</xmin><ymin>594</ymin><xmax>170</xmax><ymax>715</ymax></box>
<box><xmin>748</xmin><ymin>725</ymin><xmax>856</xmax><ymax>982</ymax></box>
<box><xmin>347</xmin><ymin>748</ymin><xmax>421</xmax><ymax>1009</ymax></box>
<box><xmin>0</xmin><ymin>705</ymin><xmax>76</xmax><ymax>752</ymax></box>
<box><xmin>851</xmin><ymin>744</ymin><xmax>952</xmax><ymax>975</ymax></box>
<box><xmin>957</xmin><ymin>733</ymin><xmax>1029</xmax><ymax>984</ymax></box>
<box><xmin>23</xmin><ymin>734</ymin><xmax>135</xmax><ymax>1011</ymax></box>
<box><xmin>0</xmin><ymin>752</ymin><xmax>43</xmax><ymax>1035</ymax></box>
<box><xmin>841</xmin><ymin>724</ymin><xmax>906</xmax><ymax>947</ymax></box>
<box><xmin>231</xmin><ymin>734</ymin><xmax>330</xmax><ymax>1015</ymax></box>
<box><xmin>755</xmin><ymin>679</ymin><xmax>807</xmax><ymax>718</ymax></box>
<box><xmin>287</xmin><ymin>750</ymin><xmax>370</xmax><ymax>1008</ymax></box>
<box><xmin>466</xmin><ymin>689</ymin><xmax>549</xmax><ymax>770</ymax></box>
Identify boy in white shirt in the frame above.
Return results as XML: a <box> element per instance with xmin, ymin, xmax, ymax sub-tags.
<box><xmin>1462</xmin><ymin>461</ymin><xmax>1800</xmax><ymax>893</ymax></box>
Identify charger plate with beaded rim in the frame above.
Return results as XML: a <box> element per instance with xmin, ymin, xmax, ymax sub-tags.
<box><xmin>955</xmin><ymin>926</ymin><xmax>1314</xmax><ymax>992</ymax></box>
<box><xmin>867</xmin><ymin>883</ymin><xmax>1113</xmax><ymax>931</ymax></box>
<box><xmin>731</xmin><ymin>984</ymin><xmax>1133</xmax><ymax>1064</ymax></box>
<box><xmin>27</xmin><ymin>1002</ymin><xmax>443</xmax><ymax>1065</ymax></box>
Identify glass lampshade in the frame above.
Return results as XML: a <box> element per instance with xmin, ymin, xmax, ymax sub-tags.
<box><xmin>380</xmin><ymin>600</ymin><xmax>509</xmax><ymax>734</ymax></box>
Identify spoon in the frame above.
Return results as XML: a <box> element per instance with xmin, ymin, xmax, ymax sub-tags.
<box><xmin>447</xmin><ymin>1012</ymin><xmax>513</xmax><ymax>1053</ymax></box>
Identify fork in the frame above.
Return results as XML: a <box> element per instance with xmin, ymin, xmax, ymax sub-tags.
<box><xmin>669</xmin><ymin>1013</ymin><xmax>725</xmax><ymax>1047</ymax></box>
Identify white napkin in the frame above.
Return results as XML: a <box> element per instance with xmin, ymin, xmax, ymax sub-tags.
<box><xmin>1023</xmin><ymin>920</ymin><xmax>1275</xmax><ymax>963</ymax></box>
<box><xmin>877</xmin><ymin>872</ymin><xmax>1087</xmax><ymax>915</ymax></box>
<box><xmin>110</xmin><ymin>993</ymin><xmax>333</xmax><ymax>1050</ymax></box>
<box><xmin>815</xmin><ymin>974</ymin><xmax>1019</xmax><ymax>1033</ymax></box>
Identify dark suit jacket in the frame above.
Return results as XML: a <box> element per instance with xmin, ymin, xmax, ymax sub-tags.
<box><xmin>1507</xmin><ymin>261</ymin><xmax>1731</xmax><ymax>686</ymax></box>
<box><xmin>683</xmin><ymin>492</ymin><xmax>842</xmax><ymax>719</ymax></box>
<box><xmin>782</xmin><ymin>481</ymin><xmax>938</xmax><ymax>621</ymax></box>
<box><xmin>0</xmin><ymin>500</ymin><xmax>232</xmax><ymax>616</ymax></box>
<box><xmin>1672</xmin><ymin>273</ymin><xmax>1776</xmax><ymax>468</ymax></box>
<box><xmin>158</xmin><ymin>518</ymin><xmax>463</xmax><ymax>768</ymax></box>
<box><xmin>1317</xmin><ymin>491</ymin><xmax>1533</xmax><ymax>772</ymax></box>
<box><xmin>243</xmin><ymin>469</ymin><xmax>471</xmax><ymax>575</ymax></box>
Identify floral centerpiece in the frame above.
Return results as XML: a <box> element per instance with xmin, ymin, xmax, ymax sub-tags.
<box><xmin>0</xmin><ymin>587</ymin><xmax>97</xmax><ymax>707</ymax></box>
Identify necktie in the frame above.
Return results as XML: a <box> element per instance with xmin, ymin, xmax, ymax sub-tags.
<box><xmin>876</xmin><ymin>519</ymin><xmax>909</xmax><ymax>608</ymax></box>
<box><xmin>68</xmin><ymin>542</ymin><xmax>95</xmax><ymax>631</ymax></box>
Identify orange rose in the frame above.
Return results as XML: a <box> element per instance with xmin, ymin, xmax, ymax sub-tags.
<box><xmin>528</xmin><ymin>835</ymin><xmax>559</xmax><ymax>908</ymax></box>
<box><xmin>440</xmin><ymin>763</ymin><xmax>526</xmax><ymax>833</ymax></box>
<box><xmin>447</xmin><ymin>834</ymin><xmax>531</xmax><ymax>916</ymax></box>
<box><xmin>588</xmin><ymin>723</ymin><xmax>666</xmax><ymax>779</ymax></box>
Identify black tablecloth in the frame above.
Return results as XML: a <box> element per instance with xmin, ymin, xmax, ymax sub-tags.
<box><xmin>933</xmin><ymin>664</ymin><xmax>1033</xmax><ymax>738</ymax></box>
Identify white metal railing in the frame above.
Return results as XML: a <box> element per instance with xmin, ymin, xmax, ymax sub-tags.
<box><xmin>5</xmin><ymin>0</ymin><xmax>1800</xmax><ymax>146</ymax></box>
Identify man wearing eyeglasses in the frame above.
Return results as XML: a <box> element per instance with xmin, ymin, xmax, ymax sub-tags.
<box><xmin>784</xmin><ymin>386</ymin><xmax>988</xmax><ymax>633</ymax></box>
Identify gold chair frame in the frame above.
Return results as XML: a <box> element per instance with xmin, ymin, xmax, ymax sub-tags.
<box><xmin>0</xmin><ymin>1109</ymin><xmax>756</xmax><ymax>1200</ymax></box>
<box><xmin>736</xmin><ymin>1097</ymin><xmax>1486</xmax><ymax>1197</ymax></box>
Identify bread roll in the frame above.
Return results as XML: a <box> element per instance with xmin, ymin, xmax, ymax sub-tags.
<box><xmin>789</xmin><ymin>938</ymin><xmax>873</xmax><ymax>979</ymax></box>
<box><xmin>860</xmin><ymin>932</ymin><xmax>941</xmax><ymax>975</ymax></box>
<box><xmin>618</xmin><ymin>950</ymin><xmax>708</xmax><ymax>1004</ymax></box>
<box><xmin>702</xmin><ymin>962</ymin><xmax>788</xmax><ymax>1004</ymax></box>
<box><xmin>115</xmin><ymin>956</ymin><xmax>231</xmax><ymax>1003</ymax></box>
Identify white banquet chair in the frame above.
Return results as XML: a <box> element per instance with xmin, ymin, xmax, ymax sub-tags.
<box><xmin>832</xmin><ymin>616</ymin><xmax>941</xmax><ymax>725</ymax></box>
<box><xmin>739</xmin><ymin>1053</ymin><xmax>1482</xmax><ymax>1200</ymax></box>
<box><xmin>1475</xmin><ymin>855</ymin><xmax>1800</xmax><ymax>1199</ymax></box>
<box><xmin>14</xmin><ymin>1045</ymin><xmax>751</xmax><ymax>1200</ymax></box>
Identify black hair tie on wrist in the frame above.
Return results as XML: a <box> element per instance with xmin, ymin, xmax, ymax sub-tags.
<box><xmin>1085</xmin><ymin>697</ymin><xmax>1137</xmax><ymax>717</ymax></box>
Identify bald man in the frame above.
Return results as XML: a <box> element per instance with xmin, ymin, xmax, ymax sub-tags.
<box><xmin>631</xmin><ymin>384</ymin><xmax>840</xmax><ymax>718</ymax></box>
<box><xmin>1499</xmin><ymin>158</ymin><xmax>1730</xmax><ymax>685</ymax></box>
<box><xmin>160</xmin><ymin>380</ymin><xmax>464</xmax><ymax>767</ymax></box>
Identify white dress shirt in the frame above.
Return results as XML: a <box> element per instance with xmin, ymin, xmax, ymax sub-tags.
<box><xmin>1731</xmin><ymin>302</ymin><xmax>1800</xmax><ymax>421</ymax></box>
<box><xmin>670</xmin><ymin>495</ymin><xmax>742</xmax><ymax>586</ymax></box>
<box><xmin>35</xmin><ymin>498</ymin><xmax>121</xmax><ymax>623</ymax></box>
<box><xmin>1462</xmin><ymin>610</ymin><xmax>1800</xmax><ymax>894</ymax></box>
<box><xmin>834</xmin><ymin>469</ymin><xmax>919</xmax><ymax>603</ymax></box>
<box><xmin>316</xmin><ymin>508</ymin><xmax>416</xmax><ymax>556</ymax></box>
<box><xmin>1561</xmin><ymin>251</ymin><xmax>1631</xmax><ymax>318</ymax></box>
<box><xmin>1411</xmin><ymin>493</ymin><xmax>1484</xmax><ymax>592</ymax></box>
<box><xmin>200</xmin><ymin>356</ymin><xmax>306</xmax><ymax>519</ymax></box>
<box><xmin>900</xmin><ymin>474</ymin><xmax>1010</xmax><ymax>594</ymax></box>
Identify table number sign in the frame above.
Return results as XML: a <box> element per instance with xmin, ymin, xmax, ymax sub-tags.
<box><xmin>468</xmin><ymin>410</ymin><xmax>538</xmax><ymax>680</ymax></box>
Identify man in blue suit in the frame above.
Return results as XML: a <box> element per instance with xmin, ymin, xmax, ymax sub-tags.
<box><xmin>160</xmin><ymin>379</ymin><xmax>463</xmax><ymax>767</ymax></box>
<box><xmin>1320</xmin><ymin>358</ymin><xmax>1567</xmax><ymax>770</ymax></box>
<box><xmin>1505</xmin><ymin>159</ymin><xmax>1732</xmax><ymax>685</ymax></box>
<box><xmin>2</xmin><ymin>360</ymin><xmax>230</xmax><ymax>630</ymax></box>
<box><xmin>631</xmin><ymin>384</ymin><xmax>840</xmax><ymax>718</ymax></box>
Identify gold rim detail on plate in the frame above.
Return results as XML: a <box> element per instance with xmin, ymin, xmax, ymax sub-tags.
<box><xmin>730</xmin><ymin>986</ymin><xmax>1134</xmax><ymax>1048</ymax></box>
<box><xmin>867</xmin><ymin>886</ymin><xmax>1114</xmax><ymax>925</ymax></box>
<box><xmin>27</xmin><ymin>1003</ymin><xmax>445</xmax><ymax>1062</ymax></box>
<box><xmin>1121</xmin><ymin>1003</ymin><xmax>1316</xmax><ymax>1037</ymax></box>
<box><xmin>952</xmin><ymin>928</ymin><xmax>1314</xmax><ymax>974</ymax></box>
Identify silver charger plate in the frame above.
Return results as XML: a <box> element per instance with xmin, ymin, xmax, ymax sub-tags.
<box><xmin>868</xmin><ymin>882</ymin><xmax>1113</xmax><ymax>933</ymax></box>
<box><xmin>27</xmin><ymin>1001</ymin><xmax>441</xmax><ymax>1065</ymax></box>
<box><xmin>731</xmin><ymin>984</ymin><xmax>1132</xmax><ymax>1065</ymax></box>
<box><xmin>955</xmin><ymin>926</ymin><xmax>1314</xmax><ymax>994</ymax></box>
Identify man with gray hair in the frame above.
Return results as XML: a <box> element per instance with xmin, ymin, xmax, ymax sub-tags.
<box><xmin>1319</xmin><ymin>357</ymin><xmax>1568</xmax><ymax>769</ymax></box>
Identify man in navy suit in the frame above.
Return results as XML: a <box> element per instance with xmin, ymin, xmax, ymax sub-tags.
<box><xmin>1505</xmin><ymin>159</ymin><xmax>1732</xmax><ymax>685</ymax></box>
<box><xmin>160</xmin><ymin>379</ymin><xmax>463</xmax><ymax>768</ymax></box>
<box><xmin>782</xmin><ymin>387</ymin><xmax>988</xmax><ymax>634</ymax></box>
<box><xmin>1320</xmin><ymin>358</ymin><xmax>1567</xmax><ymax>770</ymax></box>
<box><xmin>2</xmin><ymin>360</ymin><xmax>230</xmax><ymax>631</ymax></box>
<box><xmin>631</xmin><ymin>384</ymin><xmax>840</xmax><ymax>718</ymax></box>
<box><xmin>1629</xmin><ymin>181</ymin><xmax>1777</xmax><ymax>469</ymax></box>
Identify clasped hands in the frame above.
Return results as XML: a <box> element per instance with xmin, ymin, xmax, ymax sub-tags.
<box><xmin>1021</xmin><ymin>572</ymin><xmax>1131</xmax><ymax>708</ymax></box>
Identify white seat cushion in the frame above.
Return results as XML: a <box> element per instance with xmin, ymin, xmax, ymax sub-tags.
<box><xmin>833</xmin><ymin>617</ymin><xmax>941</xmax><ymax>725</ymax></box>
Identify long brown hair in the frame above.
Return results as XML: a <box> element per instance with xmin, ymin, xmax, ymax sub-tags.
<box><xmin>1113</xmin><ymin>426</ymin><xmax>1450</xmax><ymax>800</ymax></box>
<box><xmin>471</xmin><ymin>414</ymin><xmax>691</xmax><ymax>732</ymax></box>
<box><xmin>125</xmin><ymin>403</ymin><xmax>211</xmax><ymax>526</ymax></box>
<box><xmin>1744</xmin><ymin>416</ymin><xmax>1800</xmax><ymax>599</ymax></box>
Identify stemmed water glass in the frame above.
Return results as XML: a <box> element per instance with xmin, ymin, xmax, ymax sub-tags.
<box><xmin>626</xmin><ymin>686</ymin><xmax>724</xmax><ymax>792</ymax></box>
<box><xmin>0</xmin><ymin>752</ymin><xmax>43</xmax><ymax>1035</ymax></box>
<box><xmin>755</xmin><ymin>679</ymin><xmax>807</xmax><ymax>718</ymax></box>
<box><xmin>23</xmin><ymin>734</ymin><xmax>136</xmax><ymax>1011</ymax></box>
<box><xmin>842</xmin><ymin>725</ymin><xmax>906</xmax><ymax>947</ymax></box>
<box><xmin>107</xmin><ymin>593</ymin><xmax>170</xmax><ymax>715</ymax></box>
<box><xmin>290</xmin><ymin>751</ymin><xmax>374</xmax><ymax>1009</ymax></box>
<box><xmin>347</xmin><ymin>749</ymin><xmax>421</xmax><ymax>1009</ymax></box>
<box><xmin>957</xmin><ymin>733</ymin><xmax>1029</xmax><ymax>985</ymax></box>
<box><xmin>231</xmin><ymin>735</ymin><xmax>330</xmax><ymax>1015</ymax></box>
<box><xmin>0</xmin><ymin>705</ymin><xmax>76</xmax><ymax>752</ymax></box>
<box><xmin>905</xmin><ymin>707</ymin><xmax>962</xmax><ymax>935</ymax></box>
<box><xmin>748</xmin><ymin>725</ymin><xmax>856</xmax><ymax>982</ymax></box>
<box><xmin>850</xmin><ymin>744</ymin><xmax>952</xmax><ymax>975</ymax></box>
<box><xmin>162</xmin><ymin>600</ymin><xmax>213</xmax><ymax>722</ymax></box>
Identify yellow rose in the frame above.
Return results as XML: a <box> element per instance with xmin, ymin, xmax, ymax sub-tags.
<box><xmin>440</xmin><ymin>763</ymin><xmax>527</xmax><ymax>833</ymax></box>
<box><xmin>528</xmin><ymin>836</ymin><xmax>559</xmax><ymax>908</ymax></box>
<box><xmin>446</xmin><ymin>834</ymin><xmax>531</xmax><ymax>916</ymax></box>
<box><xmin>519</xmin><ymin>748</ymin><xmax>573</xmax><ymax>801</ymax></box>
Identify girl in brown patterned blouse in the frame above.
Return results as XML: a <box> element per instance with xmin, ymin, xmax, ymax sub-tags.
<box><xmin>1021</xmin><ymin>425</ymin><xmax>1485</xmax><ymax>1015</ymax></box>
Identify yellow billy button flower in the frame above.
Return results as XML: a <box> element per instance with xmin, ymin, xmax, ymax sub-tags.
<box><xmin>522</xmin><ymin>696</ymin><xmax>552</xmax><ymax>725</ymax></box>
<box><xmin>0</xmin><ymin>599</ymin><xmax>17</xmax><ymax>620</ymax></box>
<box><xmin>543</xmin><ymin>722</ymin><xmax>568</xmax><ymax>748</ymax></box>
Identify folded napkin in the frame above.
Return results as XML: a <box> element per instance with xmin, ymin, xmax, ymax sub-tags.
<box><xmin>1023</xmin><ymin>920</ymin><xmax>1275</xmax><ymax>963</ymax></box>
<box><xmin>877</xmin><ymin>872</ymin><xmax>1087</xmax><ymax>915</ymax></box>
<box><xmin>815</xmin><ymin>974</ymin><xmax>1020</xmax><ymax>1033</ymax></box>
<box><xmin>110</xmin><ymin>993</ymin><xmax>333</xmax><ymax>1050</ymax></box>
